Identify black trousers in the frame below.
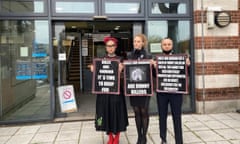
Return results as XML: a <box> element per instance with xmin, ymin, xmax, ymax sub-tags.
<box><xmin>156</xmin><ymin>93</ymin><xmax>183</xmax><ymax>144</ymax></box>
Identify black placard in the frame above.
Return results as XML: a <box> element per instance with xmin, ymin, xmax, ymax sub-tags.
<box><xmin>124</xmin><ymin>60</ymin><xmax>153</xmax><ymax>96</ymax></box>
<box><xmin>92</xmin><ymin>58</ymin><xmax>120</xmax><ymax>94</ymax></box>
<box><xmin>156</xmin><ymin>54</ymin><xmax>188</xmax><ymax>94</ymax></box>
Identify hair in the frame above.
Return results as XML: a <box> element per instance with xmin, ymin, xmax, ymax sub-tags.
<box><xmin>134</xmin><ymin>33</ymin><xmax>148</xmax><ymax>48</ymax></box>
<box><xmin>161</xmin><ymin>37</ymin><xmax>173</xmax><ymax>44</ymax></box>
<box><xmin>103</xmin><ymin>36</ymin><xmax>118</xmax><ymax>45</ymax></box>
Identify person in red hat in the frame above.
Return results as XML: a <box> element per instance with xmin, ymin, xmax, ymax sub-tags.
<box><xmin>90</xmin><ymin>36</ymin><xmax>128</xmax><ymax>144</ymax></box>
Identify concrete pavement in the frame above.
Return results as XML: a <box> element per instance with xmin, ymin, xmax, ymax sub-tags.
<box><xmin>0</xmin><ymin>112</ymin><xmax>239</xmax><ymax>144</ymax></box>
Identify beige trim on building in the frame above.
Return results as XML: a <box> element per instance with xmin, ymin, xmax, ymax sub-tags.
<box><xmin>196</xmin><ymin>99</ymin><xmax>240</xmax><ymax>113</ymax></box>
<box><xmin>195</xmin><ymin>49</ymin><xmax>239</xmax><ymax>63</ymax></box>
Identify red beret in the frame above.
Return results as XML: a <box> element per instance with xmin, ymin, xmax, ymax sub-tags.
<box><xmin>103</xmin><ymin>36</ymin><xmax>118</xmax><ymax>45</ymax></box>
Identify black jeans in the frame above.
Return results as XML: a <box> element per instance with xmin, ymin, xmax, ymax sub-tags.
<box><xmin>157</xmin><ymin>93</ymin><xmax>183</xmax><ymax>144</ymax></box>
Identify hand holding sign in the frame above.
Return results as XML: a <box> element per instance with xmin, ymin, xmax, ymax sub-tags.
<box><xmin>119</xmin><ymin>63</ymin><xmax>124</xmax><ymax>72</ymax></box>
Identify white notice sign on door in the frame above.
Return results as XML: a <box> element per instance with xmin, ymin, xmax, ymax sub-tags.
<box><xmin>58</xmin><ymin>53</ymin><xmax>66</xmax><ymax>61</ymax></box>
<box><xmin>82</xmin><ymin>48</ymin><xmax>88</xmax><ymax>56</ymax></box>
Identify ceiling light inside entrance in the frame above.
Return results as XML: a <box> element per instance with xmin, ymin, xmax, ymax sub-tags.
<box><xmin>114</xmin><ymin>26</ymin><xmax>120</xmax><ymax>30</ymax></box>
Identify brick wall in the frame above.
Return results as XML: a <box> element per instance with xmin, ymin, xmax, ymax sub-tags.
<box><xmin>194</xmin><ymin>0</ymin><xmax>240</xmax><ymax>113</ymax></box>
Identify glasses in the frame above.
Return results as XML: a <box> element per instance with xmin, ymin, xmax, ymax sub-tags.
<box><xmin>106</xmin><ymin>44</ymin><xmax>116</xmax><ymax>48</ymax></box>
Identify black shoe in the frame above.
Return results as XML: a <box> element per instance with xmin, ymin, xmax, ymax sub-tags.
<box><xmin>161</xmin><ymin>140</ymin><xmax>167</xmax><ymax>144</ymax></box>
<box><xmin>136</xmin><ymin>137</ymin><xmax>141</xmax><ymax>144</ymax></box>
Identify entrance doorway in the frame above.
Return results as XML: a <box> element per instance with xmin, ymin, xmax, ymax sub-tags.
<box><xmin>53</xmin><ymin>21</ymin><xmax>157</xmax><ymax>120</ymax></box>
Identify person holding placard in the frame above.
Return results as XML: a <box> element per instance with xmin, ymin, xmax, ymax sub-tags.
<box><xmin>90</xmin><ymin>37</ymin><xmax>128</xmax><ymax>144</ymax></box>
<box><xmin>154</xmin><ymin>38</ymin><xmax>190</xmax><ymax>144</ymax></box>
<box><xmin>127</xmin><ymin>34</ymin><xmax>154</xmax><ymax>144</ymax></box>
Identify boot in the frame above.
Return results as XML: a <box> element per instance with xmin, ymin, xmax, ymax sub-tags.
<box><xmin>161</xmin><ymin>140</ymin><xmax>167</xmax><ymax>144</ymax></box>
<box><xmin>136</xmin><ymin>134</ymin><xmax>142</xmax><ymax>144</ymax></box>
<box><xmin>141</xmin><ymin>116</ymin><xmax>149</xmax><ymax>144</ymax></box>
<box><xmin>113</xmin><ymin>132</ymin><xmax>120</xmax><ymax>144</ymax></box>
<box><xmin>136</xmin><ymin>123</ymin><xmax>142</xmax><ymax>144</ymax></box>
<box><xmin>136</xmin><ymin>128</ymin><xmax>142</xmax><ymax>144</ymax></box>
<box><xmin>108</xmin><ymin>133</ymin><xmax>113</xmax><ymax>144</ymax></box>
<box><xmin>140</xmin><ymin>135</ymin><xmax>146</xmax><ymax>144</ymax></box>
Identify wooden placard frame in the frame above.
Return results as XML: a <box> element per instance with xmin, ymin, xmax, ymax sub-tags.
<box><xmin>92</xmin><ymin>58</ymin><xmax>120</xmax><ymax>95</ymax></box>
<box><xmin>156</xmin><ymin>54</ymin><xmax>188</xmax><ymax>94</ymax></box>
<box><xmin>123</xmin><ymin>59</ymin><xmax>154</xmax><ymax>96</ymax></box>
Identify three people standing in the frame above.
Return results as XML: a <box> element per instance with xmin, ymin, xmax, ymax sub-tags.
<box><xmin>92</xmin><ymin>36</ymin><xmax>188</xmax><ymax>144</ymax></box>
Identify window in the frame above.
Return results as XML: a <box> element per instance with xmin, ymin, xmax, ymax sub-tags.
<box><xmin>151</xmin><ymin>3</ymin><xmax>187</xmax><ymax>14</ymax></box>
<box><xmin>0</xmin><ymin>20</ymin><xmax>51</xmax><ymax>122</ymax></box>
<box><xmin>148</xmin><ymin>20</ymin><xmax>190</xmax><ymax>54</ymax></box>
<box><xmin>55</xmin><ymin>2</ymin><xmax>94</xmax><ymax>13</ymax></box>
<box><xmin>102</xmin><ymin>0</ymin><xmax>144</xmax><ymax>17</ymax></box>
<box><xmin>105</xmin><ymin>2</ymin><xmax>141</xmax><ymax>14</ymax></box>
<box><xmin>148</xmin><ymin>0</ymin><xmax>190</xmax><ymax>17</ymax></box>
<box><xmin>0</xmin><ymin>0</ymin><xmax>47</xmax><ymax>15</ymax></box>
<box><xmin>52</xmin><ymin>0</ymin><xmax>97</xmax><ymax>16</ymax></box>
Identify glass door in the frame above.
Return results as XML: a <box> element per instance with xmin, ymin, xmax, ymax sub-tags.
<box><xmin>0</xmin><ymin>20</ymin><xmax>51</xmax><ymax>122</ymax></box>
<box><xmin>53</xmin><ymin>22</ymin><xmax>82</xmax><ymax>116</ymax></box>
<box><xmin>52</xmin><ymin>21</ymin><xmax>144</xmax><ymax>119</ymax></box>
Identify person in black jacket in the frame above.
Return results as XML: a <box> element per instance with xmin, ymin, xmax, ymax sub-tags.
<box><xmin>127</xmin><ymin>34</ymin><xmax>154</xmax><ymax>144</ymax></box>
<box><xmin>90</xmin><ymin>37</ymin><xmax>128</xmax><ymax>144</ymax></box>
<box><xmin>154</xmin><ymin>38</ymin><xmax>190</xmax><ymax>144</ymax></box>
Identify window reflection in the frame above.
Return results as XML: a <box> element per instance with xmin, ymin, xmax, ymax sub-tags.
<box><xmin>148</xmin><ymin>20</ymin><xmax>190</xmax><ymax>54</ymax></box>
<box><xmin>56</xmin><ymin>2</ymin><xmax>95</xmax><ymax>13</ymax></box>
<box><xmin>0</xmin><ymin>20</ymin><xmax>51</xmax><ymax>122</ymax></box>
<box><xmin>105</xmin><ymin>2</ymin><xmax>141</xmax><ymax>14</ymax></box>
<box><xmin>34</xmin><ymin>1</ymin><xmax>44</xmax><ymax>13</ymax></box>
<box><xmin>1</xmin><ymin>0</ymin><xmax>44</xmax><ymax>13</ymax></box>
<box><xmin>151</xmin><ymin>3</ymin><xmax>187</xmax><ymax>14</ymax></box>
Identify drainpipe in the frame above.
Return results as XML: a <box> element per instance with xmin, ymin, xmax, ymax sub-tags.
<box><xmin>201</xmin><ymin>0</ymin><xmax>206</xmax><ymax>114</ymax></box>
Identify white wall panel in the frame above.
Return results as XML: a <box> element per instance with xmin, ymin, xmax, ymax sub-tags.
<box><xmin>194</xmin><ymin>23</ymin><xmax>239</xmax><ymax>37</ymax></box>
<box><xmin>195</xmin><ymin>49</ymin><xmax>239</xmax><ymax>63</ymax></box>
<box><xmin>194</xmin><ymin>0</ymin><xmax>238</xmax><ymax>11</ymax></box>
<box><xmin>196</xmin><ymin>74</ymin><xmax>239</xmax><ymax>89</ymax></box>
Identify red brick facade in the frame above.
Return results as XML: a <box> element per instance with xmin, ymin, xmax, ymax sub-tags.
<box><xmin>194</xmin><ymin>1</ymin><xmax>240</xmax><ymax>102</ymax></box>
<box><xmin>195</xmin><ymin>63</ymin><xmax>239</xmax><ymax>75</ymax></box>
<box><xmin>194</xmin><ymin>37</ymin><xmax>239</xmax><ymax>49</ymax></box>
<box><xmin>196</xmin><ymin>87</ymin><xmax>239</xmax><ymax>101</ymax></box>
